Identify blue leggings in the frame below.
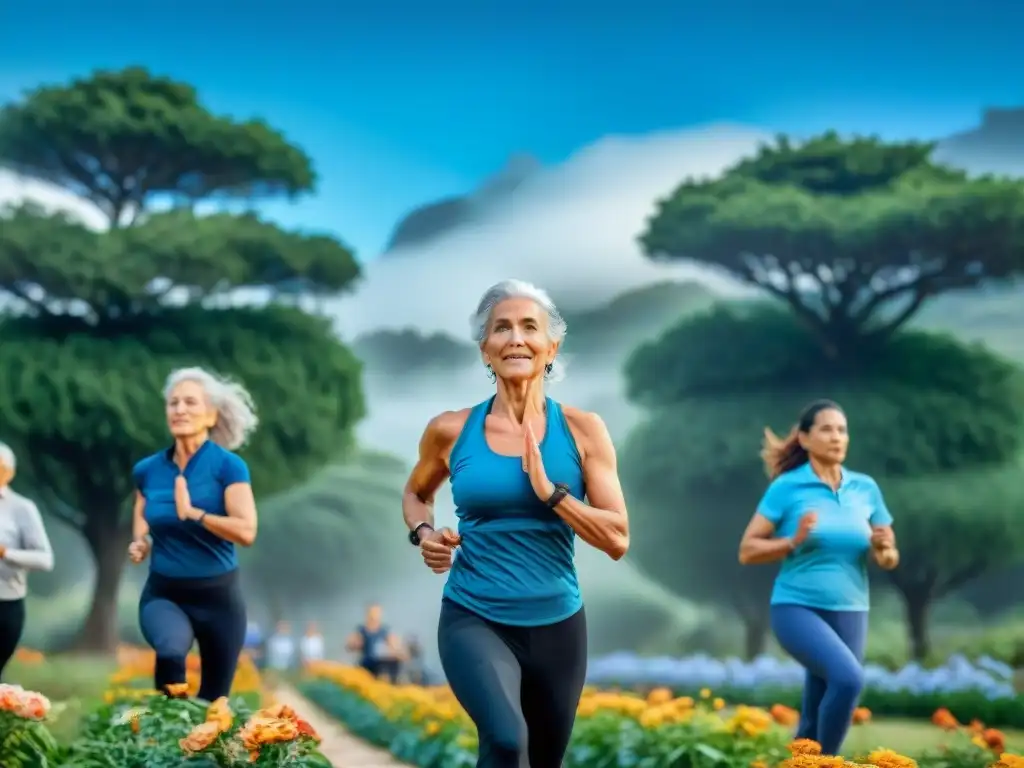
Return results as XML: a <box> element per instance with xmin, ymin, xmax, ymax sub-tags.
<box><xmin>771</xmin><ymin>604</ymin><xmax>868</xmax><ymax>755</ymax></box>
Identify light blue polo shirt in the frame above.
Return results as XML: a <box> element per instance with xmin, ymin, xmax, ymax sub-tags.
<box><xmin>757</xmin><ymin>463</ymin><xmax>892</xmax><ymax>611</ymax></box>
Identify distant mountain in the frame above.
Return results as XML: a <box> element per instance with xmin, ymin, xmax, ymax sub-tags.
<box><xmin>351</xmin><ymin>328</ymin><xmax>478</xmax><ymax>375</ymax></box>
<box><xmin>384</xmin><ymin>154</ymin><xmax>542</xmax><ymax>252</ymax></box>
<box><xmin>562</xmin><ymin>280</ymin><xmax>717</xmax><ymax>365</ymax></box>
<box><xmin>935</xmin><ymin>108</ymin><xmax>1024</xmax><ymax>177</ymax></box>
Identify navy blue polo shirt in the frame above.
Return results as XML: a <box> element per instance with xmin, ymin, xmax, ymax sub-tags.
<box><xmin>133</xmin><ymin>440</ymin><xmax>251</xmax><ymax>578</ymax></box>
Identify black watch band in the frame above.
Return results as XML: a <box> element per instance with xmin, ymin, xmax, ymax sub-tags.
<box><xmin>545</xmin><ymin>483</ymin><xmax>571</xmax><ymax>508</ymax></box>
<box><xmin>408</xmin><ymin>523</ymin><xmax>433</xmax><ymax>546</ymax></box>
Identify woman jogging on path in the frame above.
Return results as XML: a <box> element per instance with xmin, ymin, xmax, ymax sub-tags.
<box><xmin>403</xmin><ymin>279</ymin><xmax>630</xmax><ymax>768</ymax></box>
<box><xmin>129</xmin><ymin>367</ymin><xmax>259</xmax><ymax>702</ymax></box>
<box><xmin>739</xmin><ymin>399</ymin><xmax>899</xmax><ymax>755</ymax></box>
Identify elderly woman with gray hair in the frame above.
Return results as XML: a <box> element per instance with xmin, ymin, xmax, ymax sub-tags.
<box><xmin>129</xmin><ymin>367</ymin><xmax>259</xmax><ymax>701</ymax></box>
<box><xmin>403</xmin><ymin>279</ymin><xmax>631</xmax><ymax>768</ymax></box>
<box><xmin>0</xmin><ymin>442</ymin><xmax>54</xmax><ymax>680</ymax></box>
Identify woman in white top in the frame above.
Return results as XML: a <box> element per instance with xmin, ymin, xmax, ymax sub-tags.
<box><xmin>0</xmin><ymin>442</ymin><xmax>54</xmax><ymax>680</ymax></box>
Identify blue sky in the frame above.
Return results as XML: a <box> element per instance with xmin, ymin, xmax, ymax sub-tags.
<box><xmin>1</xmin><ymin>0</ymin><xmax>1021</xmax><ymax>258</ymax></box>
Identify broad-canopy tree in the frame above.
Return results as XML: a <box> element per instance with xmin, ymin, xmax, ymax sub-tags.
<box><xmin>621</xmin><ymin>305</ymin><xmax>1024</xmax><ymax>660</ymax></box>
<box><xmin>640</xmin><ymin>133</ymin><xmax>1024</xmax><ymax>358</ymax></box>
<box><xmin>0</xmin><ymin>68</ymin><xmax>364</xmax><ymax>651</ymax></box>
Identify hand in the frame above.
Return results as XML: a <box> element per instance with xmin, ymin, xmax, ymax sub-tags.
<box><xmin>419</xmin><ymin>527</ymin><xmax>461</xmax><ymax>574</ymax></box>
<box><xmin>0</xmin><ymin>545</ymin><xmax>6</xmax><ymax>560</ymax></box>
<box><xmin>790</xmin><ymin>511</ymin><xmax>817</xmax><ymax>548</ymax></box>
<box><xmin>174</xmin><ymin>475</ymin><xmax>192</xmax><ymax>521</ymax></box>
<box><xmin>874</xmin><ymin>546</ymin><xmax>899</xmax><ymax>570</ymax></box>
<box><xmin>871</xmin><ymin>525</ymin><xmax>895</xmax><ymax>550</ymax></box>
<box><xmin>523</xmin><ymin>423</ymin><xmax>555</xmax><ymax>501</ymax></box>
<box><xmin>128</xmin><ymin>538</ymin><xmax>150</xmax><ymax>564</ymax></box>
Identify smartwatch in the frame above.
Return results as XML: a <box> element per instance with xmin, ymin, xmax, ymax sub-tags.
<box><xmin>545</xmin><ymin>483</ymin><xmax>571</xmax><ymax>508</ymax></box>
<box><xmin>408</xmin><ymin>522</ymin><xmax>433</xmax><ymax>546</ymax></box>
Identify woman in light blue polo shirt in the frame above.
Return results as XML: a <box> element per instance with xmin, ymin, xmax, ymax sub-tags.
<box><xmin>738</xmin><ymin>399</ymin><xmax>899</xmax><ymax>755</ymax></box>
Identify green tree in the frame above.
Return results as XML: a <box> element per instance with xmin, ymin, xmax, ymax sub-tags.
<box><xmin>240</xmin><ymin>452</ymin><xmax>411</xmax><ymax>623</ymax></box>
<box><xmin>621</xmin><ymin>305</ymin><xmax>1024</xmax><ymax>660</ymax></box>
<box><xmin>639</xmin><ymin>133</ymin><xmax>1024</xmax><ymax>358</ymax></box>
<box><xmin>0</xmin><ymin>68</ymin><xmax>363</xmax><ymax>651</ymax></box>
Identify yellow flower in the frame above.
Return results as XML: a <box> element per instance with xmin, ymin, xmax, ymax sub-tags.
<box><xmin>865</xmin><ymin>749</ymin><xmax>918</xmax><ymax>768</ymax></box>
<box><xmin>700</xmin><ymin>687</ymin><xmax>712</xmax><ymax>699</ymax></box>
<box><xmin>713</xmin><ymin>697</ymin><xmax>725</xmax><ymax>710</ymax></box>
<box><xmin>424</xmin><ymin>721</ymin><xmax>441</xmax><ymax>736</ymax></box>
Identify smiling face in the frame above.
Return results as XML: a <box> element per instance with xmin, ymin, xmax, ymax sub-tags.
<box><xmin>165</xmin><ymin>379</ymin><xmax>218</xmax><ymax>440</ymax></box>
<box><xmin>0</xmin><ymin>461</ymin><xmax>13</xmax><ymax>488</ymax></box>
<box><xmin>797</xmin><ymin>407</ymin><xmax>849</xmax><ymax>466</ymax></box>
<box><xmin>481</xmin><ymin>297</ymin><xmax>559</xmax><ymax>384</ymax></box>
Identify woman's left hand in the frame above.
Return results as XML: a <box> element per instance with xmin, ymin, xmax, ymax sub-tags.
<box><xmin>524</xmin><ymin>424</ymin><xmax>555</xmax><ymax>502</ymax></box>
<box><xmin>0</xmin><ymin>545</ymin><xmax>6</xmax><ymax>559</ymax></box>
<box><xmin>870</xmin><ymin>525</ymin><xmax>895</xmax><ymax>550</ymax></box>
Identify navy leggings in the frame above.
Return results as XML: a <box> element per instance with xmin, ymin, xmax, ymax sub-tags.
<box><xmin>438</xmin><ymin>599</ymin><xmax>588</xmax><ymax>768</ymax></box>
<box><xmin>0</xmin><ymin>598</ymin><xmax>25</xmax><ymax>682</ymax></box>
<box><xmin>139</xmin><ymin>570</ymin><xmax>247</xmax><ymax>702</ymax></box>
<box><xmin>771</xmin><ymin>604</ymin><xmax>868</xmax><ymax>755</ymax></box>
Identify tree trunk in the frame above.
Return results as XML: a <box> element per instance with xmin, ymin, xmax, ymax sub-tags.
<box><xmin>73</xmin><ymin>522</ymin><xmax>132</xmax><ymax>653</ymax></box>
<box><xmin>903</xmin><ymin>591</ymin><xmax>932</xmax><ymax>661</ymax></box>
<box><xmin>742</xmin><ymin>612</ymin><xmax>770</xmax><ymax>660</ymax></box>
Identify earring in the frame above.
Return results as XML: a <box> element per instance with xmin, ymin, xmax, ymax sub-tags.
<box><xmin>486</xmin><ymin>364</ymin><xmax>496</xmax><ymax>381</ymax></box>
<box><xmin>545</xmin><ymin>363</ymin><xmax>553</xmax><ymax>375</ymax></box>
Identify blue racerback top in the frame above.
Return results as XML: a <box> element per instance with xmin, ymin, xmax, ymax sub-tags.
<box><xmin>443</xmin><ymin>396</ymin><xmax>586</xmax><ymax>626</ymax></box>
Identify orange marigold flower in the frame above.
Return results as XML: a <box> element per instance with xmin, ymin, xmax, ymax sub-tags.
<box><xmin>931</xmin><ymin>707</ymin><xmax>959</xmax><ymax>730</ymax></box>
<box><xmin>295</xmin><ymin>717</ymin><xmax>320</xmax><ymax>742</ymax></box>
<box><xmin>984</xmin><ymin>729</ymin><xmax>1007</xmax><ymax>753</ymax></box>
<box><xmin>788</xmin><ymin>738</ymin><xmax>822</xmax><ymax>756</ymax></box>
<box><xmin>646</xmin><ymin>687</ymin><xmax>673</xmax><ymax>705</ymax></box>
<box><xmin>206</xmin><ymin>696</ymin><xmax>234</xmax><ymax>733</ymax></box>
<box><xmin>968</xmin><ymin>719</ymin><xmax>985</xmax><ymax>735</ymax></box>
<box><xmin>866</xmin><ymin>748</ymin><xmax>919</xmax><ymax>768</ymax></box>
<box><xmin>852</xmin><ymin>706</ymin><xmax>872</xmax><ymax>724</ymax></box>
<box><xmin>771</xmin><ymin>704</ymin><xmax>800</xmax><ymax>726</ymax></box>
<box><xmin>180</xmin><ymin>721</ymin><xmax>222</xmax><ymax>754</ymax></box>
<box><xmin>165</xmin><ymin>683</ymin><xmax>190</xmax><ymax>699</ymax></box>
<box><xmin>992</xmin><ymin>753</ymin><xmax>1024</xmax><ymax>768</ymax></box>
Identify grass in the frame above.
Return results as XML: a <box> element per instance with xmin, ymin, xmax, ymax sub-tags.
<box><xmin>843</xmin><ymin>718</ymin><xmax>1024</xmax><ymax>755</ymax></box>
<box><xmin>4</xmin><ymin>655</ymin><xmax>117</xmax><ymax>744</ymax></box>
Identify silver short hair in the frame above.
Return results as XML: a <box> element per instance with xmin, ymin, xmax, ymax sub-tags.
<box><xmin>471</xmin><ymin>279</ymin><xmax>567</xmax><ymax>382</ymax></box>
<box><xmin>163</xmin><ymin>367</ymin><xmax>259</xmax><ymax>450</ymax></box>
<box><xmin>0</xmin><ymin>441</ymin><xmax>15</xmax><ymax>471</ymax></box>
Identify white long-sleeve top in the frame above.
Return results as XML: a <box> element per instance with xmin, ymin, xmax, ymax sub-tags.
<box><xmin>0</xmin><ymin>487</ymin><xmax>54</xmax><ymax>600</ymax></box>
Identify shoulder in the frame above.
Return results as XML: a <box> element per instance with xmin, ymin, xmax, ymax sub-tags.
<box><xmin>765</xmin><ymin>467</ymin><xmax>805</xmax><ymax>494</ymax></box>
<box><xmin>7</xmin><ymin>488</ymin><xmax>39</xmax><ymax>514</ymax></box>
<box><xmin>424</xmin><ymin>409</ymin><xmax>472</xmax><ymax>445</ymax></box>
<box><xmin>561</xmin><ymin>406</ymin><xmax>613</xmax><ymax>457</ymax></box>
<box><xmin>845</xmin><ymin>470</ymin><xmax>880</xmax><ymax>492</ymax></box>
<box><xmin>208</xmin><ymin>444</ymin><xmax>251</xmax><ymax>484</ymax></box>
<box><xmin>132</xmin><ymin>452</ymin><xmax>164</xmax><ymax>483</ymax></box>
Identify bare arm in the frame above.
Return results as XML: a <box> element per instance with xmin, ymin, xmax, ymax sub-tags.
<box><xmin>132</xmin><ymin>492</ymin><xmax>149</xmax><ymax>540</ymax></box>
<box><xmin>200</xmin><ymin>483</ymin><xmax>258</xmax><ymax>547</ymax></box>
<box><xmin>402</xmin><ymin>411</ymin><xmax>465</xmax><ymax>539</ymax></box>
<box><xmin>738</xmin><ymin>513</ymin><xmax>795</xmax><ymax>565</ymax></box>
<box><xmin>2</xmin><ymin>500</ymin><xmax>54</xmax><ymax>572</ymax></box>
<box><xmin>557</xmin><ymin>410</ymin><xmax>629</xmax><ymax>560</ymax></box>
<box><xmin>345</xmin><ymin>632</ymin><xmax>363</xmax><ymax>652</ymax></box>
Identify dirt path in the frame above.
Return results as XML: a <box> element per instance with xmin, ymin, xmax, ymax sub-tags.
<box><xmin>270</xmin><ymin>683</ymin><xmax>411</xmax><ymax>768</ymax></box>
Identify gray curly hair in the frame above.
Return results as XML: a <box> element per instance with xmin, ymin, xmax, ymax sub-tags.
<box><xmin>163</xmin><ymin>367</ymin><xmax>259</xmax><ymax>450</ymax></box>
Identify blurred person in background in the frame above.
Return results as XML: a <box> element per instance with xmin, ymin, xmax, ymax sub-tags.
<box><xmin>404</xmin><ymin>279</ymin><xmax>630</xmax><ymax>768</ymax></box>
<box><xmin>128</xmin><ymin>367</ymin><xmax>259</xmax><ymax>701</ymax></box>
<box><xmin>346</xmin><ymin>603</ymin><xmax>402</xmax><ymax>682</ymax></box>
<box><xmin>299</xmin><ymin>621</ymin><xmax>325</xmax><ymax>667</ymax></box>
<box><xmin>404</xmin><ymin>634</ymin><xmax>426</xmax><ymax>685</ymax></box>
<box><xmin>739</xmin><ymin>399</ymin><xmax>899</xmax><ymax>756</ymax></box>
<box><xmin>266</xmin><ymin>620</ymin><xmax>296</xmax><ymax>674</ymax></box>
<box><xmin>0</xmin><ymin>441</ymin><xmax>54</xmax><ymax>681</ymax></box>
<box><xmin>243</xmin><ymin>620</ymin><xmax>265</xmax><ymax>669</ymax></box>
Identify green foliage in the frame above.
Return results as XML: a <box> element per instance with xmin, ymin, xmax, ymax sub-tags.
<box><xmin>626</xmin><ymin>306</ymin><xmax>1024</xmax><ymax>475</ymax></box>
<box><xmin>0</xmin><ymin>67</ymin><xmax>314</xmax><ymax>220</ymax></box>
<box><xmin>60</xmin><ymin>694</ymin><xmax>329</xmax><ymax>767</ymax></box>
<box><xmin>639</xmin><ymin>132</ymin><xmax>1024</xmax><ymax>354</ymax></box>
<box><xmin>241</xmin><ymin>452</ymin><xmax>409</xmax><ymax>616</ymax></box>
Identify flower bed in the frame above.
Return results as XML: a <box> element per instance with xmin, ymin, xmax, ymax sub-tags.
<box><xmin>299</xmin><ymin>662</ymin><xmax>1024</xmax><ymax>768</ymax></box>
<box><xmin>587</xmin><ymin>653</ymin><xmax>1024</xmax><ymax>727</ymax></box>
<box><xmin>1</xmin><ymin>683</ymin><xmax>329</xmax><ymax>767</ymax></box>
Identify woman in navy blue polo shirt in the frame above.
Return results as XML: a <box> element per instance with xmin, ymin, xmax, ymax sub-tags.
<box><xmin>128</xmin><ymin>366</ymin><xmax>259</xmax><ymax>701</ymax></box>
<box><xmin>738</xmin><ymin>400</ymin><xmax>899</xmax><ymax>755</ymax></box>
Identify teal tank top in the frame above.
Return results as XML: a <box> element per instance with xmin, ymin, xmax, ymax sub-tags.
<box><xmin>443</xmin><ymin>396</ymin><xmax>585</xmax><ymax>626</ymax></box>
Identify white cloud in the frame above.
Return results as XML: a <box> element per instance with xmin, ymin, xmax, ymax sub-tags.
<box><xmin>0</xmin><ymin>167</ymin><xmax>110</xmax><ymax>229</ymax></box>
<box><xmin>328</xmin><ymin>123</ymin><xmax>771</xmax><ymax>341</ymax></box>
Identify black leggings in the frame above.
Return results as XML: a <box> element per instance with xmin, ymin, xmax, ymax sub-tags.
<box><xmin>438</xmin><ymin>599</ymin><xmax>588</xmax><ymax>768</ymax></box>
<box><xmin>0</xmin><ymin>598</ymin><xmax>25</xmax><ymax>681</ymax></box>
<box><xmin>138</xmin><ymin>570</ymin><xmax>247</xmax><ymax>702</ymax></box>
